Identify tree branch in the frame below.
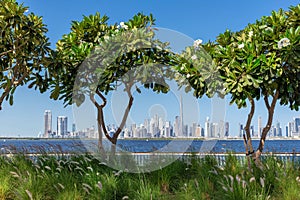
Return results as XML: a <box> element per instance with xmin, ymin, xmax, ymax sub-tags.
<box><xmin>264</xmin><ymin>95</ymin><xmax>270</xmax><ymax>110</ymax></box>
<box><xmin>243</xmin><ymin>96</ymin><xmax>255</xmax><ymax>156</ymax></box>
<box><xmin>0</xmin><ymin>80</ymin><xmax>12</xmax><ymax>110</ymax></box>
<box><xmin>257</xmin><ymin>89</ymin><xmax>280</xmax><ymax>157</ymax></box>
<box><xmin>90</xmin><ymin>91</ymin><xmax>113</xmax><ymax>143</ymax></box>
<box><xmin>112</xmin><ymin>82</ymin><xmax>134</xmax><ymax>143</ymax></box>
<box><xmin>0</xmin><ymin>39</ymin><xmax>26</xmax><ymax>58</ymax></box>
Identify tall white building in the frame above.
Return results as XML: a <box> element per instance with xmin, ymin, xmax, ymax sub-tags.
<box><xmin>44</xmin><ymin>110</ymin><xmax>52</xmax><ymax>138</ymax></box>
<box><xmin>57</xmin><ymin>116</ymin><xmax>68</xmax><ymax>137</ymax></box>
<box><xmin>174</xmin><ymin>116</ymin><xmax>180</xmax><ymax>137</ymax></box>
<box><xmin>211</xmin><ymin>123</ymin><xmax>218</xmax><ymax>138</ymax></box>
<box><xmin>204</xmin><ymin>117</ymin><xmax>210</xmax><ymax>138</ymax></box>
<box><xmin>258</xmin><ymin>116</ymin><xmax>262</xmax><ymax>137</ymax></box>
<box><xmin>164</xmin><ymin>121</ymin><xmax>171</xmax><ymax>137</ymax></box>
<box><xmin>288</xmin><ymin>121</ymin><xmax>295</xmax><ymax>137</ymax></box>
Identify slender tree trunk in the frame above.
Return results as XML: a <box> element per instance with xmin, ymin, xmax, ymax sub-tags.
<box><xmin>110</xmin><ymin>84</ymin><xmax>134</xmax><ymax>155</ymax></box>
<box><xmin>255</xmin><ymin>90</ymin><xmax>279</xmax><ymax>162</ymax></box>
<box><xmin>96</xmin><ymin>107</ymin><xmax>106</xmax><ymax>159</ymax></box>
<box><xmin>243</xmin><ymin>97</ymin><xmax>255</xmax><ymax>168</ymax></box>
<box><xmin>90</xmin><ymin>83</ymin><xmax>134</xmax><ymax>158</ymax></box>
<box><xmin>90</xmin><ymin>90</ymin><xmax>112</xmax><ymax>159</ymax></box>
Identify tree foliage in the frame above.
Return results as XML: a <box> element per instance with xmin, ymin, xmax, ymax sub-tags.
<box><xmin>197</xmin><ymin>4</ymin><xmax>300</xmax><ymax>160</ymax></box>
<box><xmin>0</xmin><ymin>0</ymin><xmax>50</xmax><ymax>109</ymax></box>
<box><xmin>48</xmin><ymin>12</ymin><xmax>177</xmax><ymax>155</ymax></box>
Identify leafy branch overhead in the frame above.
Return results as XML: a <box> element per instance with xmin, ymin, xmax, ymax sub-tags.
<box><xmin>49</xmin><ymin>12</ymin><xmax>177</xmax><ymax>107</ymax></box>
<box><xmin>195</xmin><ymin>4</ymin><xmax>300</xmax><ymax>160</ymax></box>
<box><xmin>0</xmin><ymin>0</ymin><xmax>50</xmax><ymax>109</ymax></box>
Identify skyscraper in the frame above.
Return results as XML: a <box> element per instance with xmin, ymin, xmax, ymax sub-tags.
<box><xmin>44</xmin><ymin>110</ymin><xmax>52</xmax><ymax>138</ymax></box>
<box><xmin>258</xmin><ymin>116</ymin><xmax>262</xmax><ymax>137</ymax></box>
<box><xmin>174</xmin><ymin>116</ymin><xmax>180</xmax><ymax>137</ymax></box>
<box><xmin>57</xmin><ymin>116</ymin><xmax>68</xmax><ymax>137</ymax></box>
<box><xmin>239</xmin><ymin>123</ymin><xmax>244</xmax><ymax>138</ymax></box>
<box><xmin>204</xmin><ymin>117</ymin><xmax>210</xmax><ymax>138</ymax></box>
<box><xmin>165</xmin><ymin>121</ymin><xmax>171</xmax><ymax>137</ymax></box>
<box><xmin>294</xmin><ymin>117</ymin><xmax>300</xmax><ymax>133</ymax></box>
<box><xmin>288</xmin><ymin>121</ymin><xmax>295</xmax><ymax>137</ymax></box>
<box><xmin>225</xmin><ymin>122</ymin><xmax>229</xmax><ymax>137</ymax></box>
<box><xmin>276</xmin><ymin>121</ymin><xmax>282</xmax><ymax>137</ymax></box>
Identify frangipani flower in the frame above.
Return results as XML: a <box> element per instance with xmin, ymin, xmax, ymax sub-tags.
<box><xmin>119</xmin><ymin>22</ymin><xmax>128</xmax><ymax>30</ymax></box>
<box><xmin>191</xmin><ymin>55</ymin><xmax>197</xmax><ymax>60</ymax></box>
<box><xmin>278</xmin><ymin>38</ymin><xmax>290</xmax><ymax>49</ymax></box>
<box><xmin>248</xmin><ymin>31</ymin><xmax>253</xmax><ymax>37</ymax></box>
<box><xmin>238</xmin><ymin>43</ymin><xmax>245</xmax><ymax>49</ymax></box>
<box><xmin>193</xmin><ymin>39</ymin><xmax>203</xmax><ymax>48</ymax></box>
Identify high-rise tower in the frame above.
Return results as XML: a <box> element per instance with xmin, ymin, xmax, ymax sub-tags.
<box><xmin>57</xmin><ymin>116</ymin><xmax>68</xmax><ymax>137</ymax></box>
<box><xmin>204</xmin><ymin>117</ymin><xmax>210</xmax><ymax>137</ymax></box>
<box><xmin>44</xmin><ymin>110</ymin><xmax>52</xmax><ymax>138</ymax></box>
<box><xmin>258</xmin><ymin>116</ymin><xmax>262</xmax><ymax>137</ymax></box>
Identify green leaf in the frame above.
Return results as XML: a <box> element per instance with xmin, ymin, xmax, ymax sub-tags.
<box><xmin>9</xmin><ymin>95</ymin><xmax>13</xmax><ymax>106</ymax></box>
<box><xmin>136</xmin><ymin>85</ymin><xmax>141</xmax><ymax>93</ymax></box>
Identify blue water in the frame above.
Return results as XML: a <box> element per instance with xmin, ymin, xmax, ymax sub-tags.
<box><xmin>0</xmin><ymin>139</ymin><xmax>299</xmax><ymax>154</ymax></box>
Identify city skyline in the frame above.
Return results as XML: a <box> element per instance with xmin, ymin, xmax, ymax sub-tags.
<box><xmin>41</xmin><ymin>109</ymin><xmax>300</xmax><ymax>139</ymax></box>
<box><xmin>0</xmin><ymin>1</ymin><xmax>299</xmax><ymax>137</ymax></box>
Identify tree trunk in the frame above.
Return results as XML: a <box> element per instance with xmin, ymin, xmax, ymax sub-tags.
<box><xmin>243</xmin><ymin>97</ymin><xmax>255</xmax><ymax>168</ymax></box>
<box><xmin>90</xmin><ymin>83</ymin><xmax>134</xmax><ymax>158</ymax></box>
<box><xmin>110</xmin><ymin>84</ymin><xmax>134</xmax><ymax>156</ymax></box>
<box><xmin>90</xmin><ymin>91</ymin><xmax>112</xmax><ymax>159</ymax></box>
<box><xmin>255</xmin><ymin>90</ymin><xmax>279</xmax><ymax>162</ymax></box>
<box><xmin>97</xmin><ymin>108</ymin><xmax>106</xmax><ymax>160</ymax></box>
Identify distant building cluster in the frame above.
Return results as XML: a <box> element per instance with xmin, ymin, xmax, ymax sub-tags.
<box><xmin>43</xmin><ymin>110</ymin><xmax>96</xmax><ymax>138</ymax></box>
<box><xmin>42</xmin><ymin>109</ymin><xmax>300</xmax><ymax>139</ymax></box>
<box><xmin>118</xmin><ymin>115</ymin><xmax>229</xmax><ymax>139</ymax></box>
<box><xmin>286</xmin><ymin>117</ymin><xmax>300</xmax><ymax>138</ymax></box>
<box><xmin>43</xmin><ymin>110</ymin><xmax>69</xmax><ymax>138</ymax></box>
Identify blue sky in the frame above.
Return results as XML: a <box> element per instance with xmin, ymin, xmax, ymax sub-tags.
<box><xmin>0</xmin><ymin>0</ymin><xmax>299</xmax><ymax>137</ymax></box>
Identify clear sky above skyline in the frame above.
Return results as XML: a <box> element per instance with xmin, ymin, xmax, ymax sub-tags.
<box><xmin>0</xmin><ymin>0</ymin><xmax>299</xmax><ymax>137</ymax></box>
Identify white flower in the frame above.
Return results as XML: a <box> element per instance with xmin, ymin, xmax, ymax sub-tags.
<box><xmin>242</xmin><ymin>180</ymin><xmax>247</xmax><ymax>189</ymax></box>
<box><xmin>238</xmin><ymin>43</ymin><xmax>245</xmax><ymax>49</ymax></box>
<box><xmin>249</xmin><ymin>31</ymin><xmax>253</xmax><ymax>37</ymax></box>
<box><xmin>265</xmin><ymin>27</ymin><xmax>273</xmax><ymax>32</ymax></box>
<box><xmin>278</xmin><ymin>38</ymin><xmax>290</xmax><ymax>49</ymax></box>
<box><xmin>120</xmin><ymin>22</ymin><xmax>128</xmax><ymax>30</ymax></box>
<box><xmin>191</xmin><ymin>55</ymin><xmax>197</xmax><ymax>60</ymax></box>
<box><xmin>249</xmin><ymin>177</ymin><xmax>256</xmax><ymax>183</ymax></box>
<box><xmin>260</xmin><ymin>177</ymin><xmax>265</xmax><ymax>188</ymax></box>
<box><xmin>97</xmin><ymin>181</ymin><xmax>102</xmax><ymax>190</ymax></box>
<box><xmin>180</xmin><ymin>66</ymin><xmax>185</xmax><ymax>71</ymax></box>
<box><xmin>193</xmin><ymin>39</ymin><xmax>203</xmax><ymax>48</ymax></box>
<box><xmin>186</xmin><ymin>74</ymin><xmax>191</xmax><ymax>78</ymax></box>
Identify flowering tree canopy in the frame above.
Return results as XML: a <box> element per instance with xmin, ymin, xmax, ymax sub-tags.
<box><xmin>0</xmin><ymin>0</ymin><xmax>50</xmax><ymax>110</ymax></box>
<box><xmin>48</xmin><ymin>12</ymin><xmax>177</xmax><ymax>155</ymax></box>
<box><xmin>197</xmin><ymin>4</ymin><xmax>300</xmax><ymax>160</ymax></box>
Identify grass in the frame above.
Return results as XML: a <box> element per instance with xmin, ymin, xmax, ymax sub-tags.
<box><xmin>0</xmin><ymin>153</ymin><xmax>299</xmax><ymax>200</ymax></box>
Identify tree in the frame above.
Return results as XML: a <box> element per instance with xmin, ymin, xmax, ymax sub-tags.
<box><xmin>200</xmin><ymin>4</ymin><xmax>300</xmax><ymax>163</ymax></box>
<box><xmin>48</xmin><ymin>12</ymin><xmax>176</xmax><ymax>156</ymax></box>
<box><xmin>0</xmin><ymin>0</ymin><xmax>50</xmax><ymax>110</ymax></box>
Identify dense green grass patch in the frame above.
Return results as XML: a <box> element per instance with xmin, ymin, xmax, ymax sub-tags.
<box><xmin>0</xmin><ymin>154</ymin><xmax>299</xmax><ymax>200</ymax></box>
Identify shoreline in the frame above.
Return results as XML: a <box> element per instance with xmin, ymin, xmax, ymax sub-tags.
<box><xmin>1</xmin><ymin>137</ymin><xmax>300</xmax><ymax>141</ymax></box>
